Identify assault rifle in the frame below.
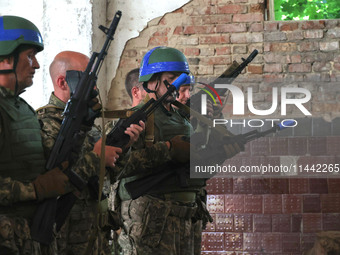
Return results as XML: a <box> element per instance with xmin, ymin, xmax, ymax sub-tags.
<box><xmin>105</xmin><ymin>73</ymin><xmax>189</xmax><ymax>151</ymax></box>
<box><xmin>31</xmin><ymin>11</ymin><xmax>122</xmax><ymax>244</ymax></box>
<box><xmin>188</xmin><ymin>49</ymin><xmax>258</xmax><ymax>113</ymax></box>
<box><xmin>124</xmin><ymin>119</ymin><xmax>296</xmax><ymax>199</ymax></box>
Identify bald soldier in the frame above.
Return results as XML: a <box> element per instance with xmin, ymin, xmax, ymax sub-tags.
<box><xmin>37</xmin><ymin>51</ymin><xmax>144</xmax><ymax>255</ymax></box>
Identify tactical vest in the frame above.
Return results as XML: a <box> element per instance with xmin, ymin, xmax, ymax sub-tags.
<box><xmin>119</xmin><ymin>105</ymin><xmax>206</xmax><ymax>200</ymax></box>
<box><xmin>0</xmin><ymin>95</ymin><xmax>46</xmax><ymax>181</ymax></box>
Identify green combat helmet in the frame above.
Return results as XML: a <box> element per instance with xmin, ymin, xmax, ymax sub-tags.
<box><xmin>139</xmin><ymin>46</ymin><xmax>190</xmax><ymax>80</ymax></box>
<box><xmin>0</xmin><ymin>15</ymin><xmax>44</xmax><ymax>56</ymax></box>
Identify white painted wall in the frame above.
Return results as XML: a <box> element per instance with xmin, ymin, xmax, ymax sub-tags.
<box><xmin>0</xmin><ymin>0</ymin><xmax>189</xmax><ymax>109</ymax></box>
<box><xmin>0</xmin><ymin>0</ymin><xmax>92</xmax><ymax>109</ymax></box>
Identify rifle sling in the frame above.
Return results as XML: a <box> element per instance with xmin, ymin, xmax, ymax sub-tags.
<box><xmin>102</xmin><ymin>109</ymin><xmax>135</xmax><ymax>119</ymax></box>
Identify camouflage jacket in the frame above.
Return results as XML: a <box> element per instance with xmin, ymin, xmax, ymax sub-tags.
<box><xmin>112</xmin><ymin>104</ymin><xmax>175</xmax><ymax>180</ymax></box>
<box><xmin>37</xmin><ymin>92</ymin><xmax>100</xmax><ymax>181</ymax></box>
<box><xmin>116</xmin><ymin>103</ymin><xmax>195</xmax><ymax>199</ymax></box>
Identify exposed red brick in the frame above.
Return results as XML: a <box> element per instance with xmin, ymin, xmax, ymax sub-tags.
<box><xmin>279</xmin><ymin>22</ymin><xmax>299</xmax><ymax>31</ymax></box>
<box><xmin>264</xmin><ymin>22</ymin><xmax>278</xmax><ymax>31</ymax></box>
<box><xmin>233</xmin><ymin>13</ymin><xmax>264</xmax><ymax>22</ymax></box>
<box><xmin>250</xmin><ymin>3</ymin><xmax>264</xmax><ymax>13</ymax></box>
<box><xmin>184</xmin><ymin>47</ymin><xmax>200</xmax><ymax>56</ymax></box>
<box><xmin>269</xmin><ymin>42</ymin><xmax>297</xmax><ymax>52</ymax></box>
<box><xmin>173</xmin><ymin>26</ymin><xmax>183</xmax><ymax>35</ymax></box>
<box><xmin>288</xmin><ymin>63</ymin><xmax>312</xmax><ymax>73</ymax></box>
<box><xmin>216</xmin><ymin>23</ymin><xmax>247</xmax><ymax>33</ymax></box>
<box><xmin>249</xmin><ymin>23</ymin><xmax>264</xmax><ymax>32</ymax></box>
<box><xmin>218</xmin><ymin>4</ymin><xmax>247</xmax><ymax>14</ymax></box>
<box><xmin>200</xmin><ymin>35</ymin><xmax>230</xmax><ymax>44</ymax></box>
<box><xmin>304</xmin><ymin>29</ymin><xmax>324</xmax><ymax>39</ymax></box>
<box><xmin>202</xmin><ymin>14</ymin><xmax>232</xmax><ymax>24</ymax></box>
<box><xmin>301</xmin><ymin>20</ymin><xmax>326</xmax><ymax>30</ymax></box>
<box><xmin>299</xmin><ymin>41</ymin><xmax>319</xmax><ymax>52</ymax></box>
<box><xmin>230</xmin><ymin>33</ymin><xmax>248</xmax><ymax>43</ymax></box>
<box><xmin>216</xmin><ymin>46</ymin><xmax>231</xmax><ymax>55</ymax></box>
<box><xmin>248</xmin><ymin>64</ymin><xmax>263</xmax><ymax>74</ymax></box>
<box><xmin>264</xmin><ymin>63</ymin><xmax>282</xmax><ymax>73</ymax></box>
<box><xmin>183</xmin><ymin>25</ymin><xmax>215</xmax><ymax>35</ymax></box>
<box><xmin>200</xmin><ymin>56</ymin><xmax>232</xmax><ymax>66</ymax></box>
<box><xmin>263</xmin><ymin>74</ymin><xmax>284</xmax><ymax>83</ymax></box>
<box><xmin>152</xmin><ymin>27</ymin><xmax>171</xmax><ymax>36</ymax></box>
<box><xmin>148</xmin><ymin>36</ymin><xmax>168</xmax><ymax>46</ymax></box>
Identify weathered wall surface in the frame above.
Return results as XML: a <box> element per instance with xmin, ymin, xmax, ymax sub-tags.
<box><xmin>109</xmin><ymin>0</ymin><xmax>340</xmax><ymax>253</ymax></box>
<box><xmin>108</xmin><ymin>0</ymin><xmax>340</xmax><ymax>121</ymax></box>
<box><xmin>1</xmin><ymin>0</ymin><xmax>189</xmax><ymax>109</ymax></box>
<box><xmin>0</xmin><ymin>0</ymin><xmax>93</xmax><ymax>109</ymax></box>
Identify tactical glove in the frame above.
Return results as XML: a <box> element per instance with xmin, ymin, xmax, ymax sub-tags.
<box><xmin>169</xmin><ymin>135</ymin><xmax>190</xmax><ymax>163</ymax></box>
<box><xmin>32</xmin><ymin>161</ymin><xmax>73</xmax><ymax>201</ymax></box>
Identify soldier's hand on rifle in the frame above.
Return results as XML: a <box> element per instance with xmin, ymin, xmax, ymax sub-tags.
<box><xmin>206</xmin><ymin>97</ymin><xmax>225</xmax><ymax>119</ymax></box>
<box><xmin>124</xmin><ymin>120</ymin><xmax>145</xmax><ymax>148</ymax></box>
<box><xmin>93</xmin><ymin>139</ymin><xmax>123</xmax><ymax>168</ymax></box>
<box><xmin>220</xmin><ymin>133</ymin><xmax>246</xmax><ymax>159</ymax></box>
<box><xmin>222</xmin><ymin>140</ymin><xmax>244</xmax><ymax>159</ymax></box>
<box><xmin>168</xmin><ymin>135</ymin><xmax>190</xmax><ymax>163</ymax></box>
<box><xmin>32</xmin><ymin>161</ymin><xmax>73</xmax><ymax>201</ymax></box>
<box><xmin>82</xmin><ymin>95</ymin><xmax>102</xmax><ymax>129</ymax></box>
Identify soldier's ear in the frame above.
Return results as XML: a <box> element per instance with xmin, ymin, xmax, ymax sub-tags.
<box><xmin>131</xmin><ymin>87</ymin><xmax>138</xmax><ymax>98</ymax></box>
<box><xmin>56</xmin><ymin>75</ymin><xmax>68</xmax><ymax>90</ymax></box>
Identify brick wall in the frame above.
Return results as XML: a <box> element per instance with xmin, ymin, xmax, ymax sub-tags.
<box><xmin>109</xmin><ymin>0</ymin><xmax>340</xmax><ymax>253</ymax></box>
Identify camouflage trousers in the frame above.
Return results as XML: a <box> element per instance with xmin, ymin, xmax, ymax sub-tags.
<box><xmin>118</xmin><ymin>195</ymin><xmax>202</xmax><ymax>255</ymax></box>
<box><xmin>56</xmin><ymin>199</ymin><xmax>112</xmax><ymax>255</ymax></box>
<box><xmin>0</xmin><ymin>215</ymin><xmax>43</xmax><ymax>255</ymax></box>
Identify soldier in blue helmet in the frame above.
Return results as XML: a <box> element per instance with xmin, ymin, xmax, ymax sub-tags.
<box><xmin>0</xmin><ymin>15</ymin><xmax>76</xmax><ymax>254</ymax></box>
<box><xmin>115</xmin><ymin>46</ymin><xmax>242</xmax><ymax>255</ymax></box>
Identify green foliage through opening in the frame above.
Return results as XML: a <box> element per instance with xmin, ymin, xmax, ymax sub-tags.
<box><xmin>274</xmin><ymin>0</ymin><xmax>340</xmax><ymax>20</ymax></box>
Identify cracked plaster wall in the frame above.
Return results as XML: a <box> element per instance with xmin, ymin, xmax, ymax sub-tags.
<box><xmin>0</xmin><ymin>0</ymin><xmax>189</xmax><ymax>109</ymax></box>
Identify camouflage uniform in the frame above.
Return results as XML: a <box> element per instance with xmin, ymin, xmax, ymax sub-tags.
<box><xmin>37</xmin><ymin>92</ymin><xmax>112</xmax><ymax>255</ymax></box>
<box><xmin>116</xmin><ymin>104</ymin><xmax>207</xmax><ymax>255</ymax></box>
<box><xmin>0</xmin><ymin>87</ymin><xmax>44</xmax><ymax>255</ymax></box>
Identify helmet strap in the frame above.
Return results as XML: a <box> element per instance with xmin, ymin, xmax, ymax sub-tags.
<box><xmin>0</xmin><ymin>52</ymin><xmax>20</xmax><ymax>95</ymax></box>
<box><xmin>0</xmin><ymin>56</ymin><xmax>15</xmax><ymax>74</ymax></box>
<box><xmin>143</xmin><ymin>81</ymin><xmax>157</xmax><ymax>94</ymax></box>
<box><xmin>11</xmin><ymin>52</ymin><xmax>20</xmax><ymax>95</ymax></box>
